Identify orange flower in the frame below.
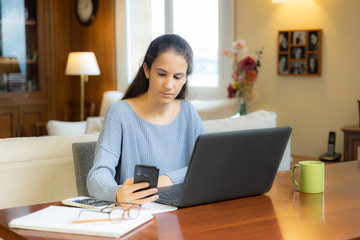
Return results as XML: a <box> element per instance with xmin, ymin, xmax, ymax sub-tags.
<box><xmin>245</xmin><ymin>70</ymin><xmax>258</xmax><ymax>84</ymax></box>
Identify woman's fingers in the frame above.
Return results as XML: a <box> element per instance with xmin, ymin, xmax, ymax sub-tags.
<box><xmin>131</xmin><ymin>188</ymin><xmax>158</xmax><ymax>200</ymax></box>
<box><xmin>116</xmin><ymin>178</ymin><xmax>159</xmax><ymax>204</ymax></box>
<box><xmin>119</xmin><ymin>188</ymin><xmax>159</xmax><ymax>205</ymax></box>
<box><xmin>124</xmin><ymin>190</ymin><xmax>159</xmax><ymax>205</ymax></box>
<box><xmin>122</xmin><ymin>178</ymin><xmax>150</xmax><ymax>193</ymax></box>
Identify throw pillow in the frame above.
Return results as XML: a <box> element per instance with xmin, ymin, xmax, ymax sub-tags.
<box><xmin>46</xmin><ymin>120</ymin><xmax>87</xmax><ymax>136</ymax></box>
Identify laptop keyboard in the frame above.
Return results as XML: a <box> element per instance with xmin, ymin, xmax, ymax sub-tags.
<box><xmin>158</xmin><ymin>190</ymin><xmax>180</xmax><ymax>200</ymax></box>
<box><xmin>156</xmin><ymin>184</ymin><xmax>182</xmax><ymax>205</ymax></box>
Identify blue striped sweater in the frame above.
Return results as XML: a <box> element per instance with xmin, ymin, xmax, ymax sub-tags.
<box><xmin>87</xmin><ymin>100</ymin><xmax>205</xmax><ymax>201</ymax></box>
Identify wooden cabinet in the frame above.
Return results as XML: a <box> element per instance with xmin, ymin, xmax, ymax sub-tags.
<box><xmin>0</xmin><ymin>108</ymin><xmax>18</xmax><ymax>138</ymax></box>
<box><xmin>0</xmin><ymin>0</ymin><xmax>117</xmax><ymax>138</ymax></box>
<box><xmin>341</xmin><ymin>125</ymin><xmax>360</xmax><ymax>161</ymax></box>
<box><xmin>0</xmin><ymin>0</ymin><xmax>49</xmax><ymax>138</ymax></box>
<box><xmin>0</xmin><ymin>0</ymin><xmax>40</xmax><ymax>94</ymax></box>
<box><xmin>0</xmin><ymin>106</ymin><xmax>46</xmax><ymax>137</ymax></box>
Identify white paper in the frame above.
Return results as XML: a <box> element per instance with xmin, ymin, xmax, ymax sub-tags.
<box><xmin>141</xmin><ymin>202</ymin><xmax>177</xmax><ymax>215</ymax></box>
<box><xmin>9</xmin><ymin>206</ymin><xmax>153</xmax><ymax>238</ymax></box>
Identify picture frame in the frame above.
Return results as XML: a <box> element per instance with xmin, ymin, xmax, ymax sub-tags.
<box><xmin>278</xmin><ymin>29</ymin><xmax>322</xmax><ymax>76</ymax></box>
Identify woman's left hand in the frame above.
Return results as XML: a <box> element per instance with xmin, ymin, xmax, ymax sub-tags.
<box><xmin>158</xmin><ymin>175</ymin><xmax>173</xmax><ymax>188</ymax></box>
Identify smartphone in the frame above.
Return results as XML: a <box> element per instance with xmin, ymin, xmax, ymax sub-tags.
<box><xmin>133</xmin><ymin>165</ymin><xmax>159</xmax><ymax>193</ymax></box>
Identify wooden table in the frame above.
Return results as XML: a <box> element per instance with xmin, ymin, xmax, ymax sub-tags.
<box><xmin>342</xmin><ymin>125</ymin><xmax>360</xmax><ymax>161</ymax></box>
<box><xmin>1</xmin><ymin>161</ymin><xmax>360</xmax><ymax>240</ymax></box>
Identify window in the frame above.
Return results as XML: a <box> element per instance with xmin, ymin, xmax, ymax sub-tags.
<box><xmin>173</xmin><ymin>0</ymin><xmax>219</xmax><ymax>87</ymax></box>
<box><xmin>115</xmin><ymin>0</ymin><xmax>233</xmax><ymax>98</ymax></box>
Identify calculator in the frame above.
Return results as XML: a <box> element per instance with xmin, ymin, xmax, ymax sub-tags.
<box><xmin>62</xmin><ymin>196</ymin><xmax>114</xmax><ymax>209</ymax></box>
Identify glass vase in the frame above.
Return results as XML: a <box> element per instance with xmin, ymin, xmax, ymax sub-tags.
<box><xmin>239</xmin><ymin>97</ymin><xmax>247</xmax><ymax>115</ymax></box>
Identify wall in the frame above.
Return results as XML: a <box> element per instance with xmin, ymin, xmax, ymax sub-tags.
<box><xmin>46</xmin><ymin>0</ymin><xmax>116</xmax><ymax>121</ymax></box>
<box><xmin>69</xmin><ymin>0</ymin><xmax>116</xmax><ymax>119</ymax></box>
<box><xmin>235</xmin><ymin>0</ymin><xmax>360</xmax><ymax>157</ymax></box>
<box><xmin>46</xmin><ymin>0</ymin><xmax>72</xmax><ymax>121</ymax></box>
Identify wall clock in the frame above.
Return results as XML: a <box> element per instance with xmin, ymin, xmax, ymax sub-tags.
<box><xmin>75</xmin><ymin>0</ymin><xmax>99</xmax><ymax>26</ymax></box>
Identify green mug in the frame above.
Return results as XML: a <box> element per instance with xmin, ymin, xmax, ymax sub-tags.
<box><xmin>291</xmin><ymin>161</ymin><xmax>324</xmax><ymax>193</ymax></box>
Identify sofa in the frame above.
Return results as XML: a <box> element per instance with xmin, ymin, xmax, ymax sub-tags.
<box><xmin>0</xmin><ymin>91</ymin><xmax>292</xmax><ymax>209</ymax></box>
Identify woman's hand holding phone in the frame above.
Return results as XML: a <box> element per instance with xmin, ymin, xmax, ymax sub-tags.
<box><xmin>116</xmin><ymin>178</ymin><xmax>159</xmax><ymax>205</ymax></box>
<box><xmin>116</xmin><ymin>165</ymin><xmax>160</xmax><ymax>205</ymax></box>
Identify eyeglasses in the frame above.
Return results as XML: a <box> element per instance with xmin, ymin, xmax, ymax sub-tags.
<box><xmin>71</xmin><ymin>202</ymin><xmax>141</xmax><ymax>224</ymax></box>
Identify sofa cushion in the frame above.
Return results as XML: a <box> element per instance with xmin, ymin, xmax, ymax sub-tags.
<box><xmin>203</xmin><ymin>110</ymin><xmax>277</xmax><ymax>133</ymax></box>
<box><xmin>203</xmin><ymin>110</ymin><xmax>291</xmax><ymax>172</ymax></box>
<box><xmin>46</xmin><ymin>120</ymin><xmax>87</xmax><ymax>136</ymax></box>
<box><xmin>85</xmin><ymin>117</ymin><xmax>104</xmax><ymax>134</ymax></box>
<box><xmin>190</xmin><ymin>98</ymin><xmax>239</xmax><ymax>121</ymax></box>
<box><xmin>0</xmin><ymin>156</ymin><xmax>78</xmax><ymax>209</ymax></box>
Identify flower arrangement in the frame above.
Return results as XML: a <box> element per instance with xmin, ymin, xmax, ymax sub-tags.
<box><xmin>221</xmin><ymin>40</ymin><xmax>263</xmax><ymax>103</ymax></box>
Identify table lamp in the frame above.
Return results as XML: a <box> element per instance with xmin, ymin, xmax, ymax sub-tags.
<box><xmin>65</xmin><ymin>52</ymin><xmax>100</xmax><ymax>121</ymax></box>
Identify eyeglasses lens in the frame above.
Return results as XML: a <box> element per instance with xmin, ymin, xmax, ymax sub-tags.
<box><xmin>109</xmin><ymin>208</ymin><xmax>125</xmax><ymax>223</ymax></box>
<box><xmin>128</xmin><ymin>205</ymin><xmax>140</xmax><ymax>219</ymax></box>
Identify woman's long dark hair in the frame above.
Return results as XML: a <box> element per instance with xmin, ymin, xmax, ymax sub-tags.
<box><xmin>122</xmin><ymin>34</ymin><xmax>193</xmax><ymax>100</ymax></box>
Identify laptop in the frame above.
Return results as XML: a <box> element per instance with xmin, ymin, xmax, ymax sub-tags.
<box><xmin>155</xmin><ymin>126</ymin><xmax>292</xmax><ymax>208</ymax></box>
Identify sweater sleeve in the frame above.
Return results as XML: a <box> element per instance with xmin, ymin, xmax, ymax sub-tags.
<box><xmin>87</xmin><ymin>104</ymin><xmax>123</xmax><ymax>202</ymax></box>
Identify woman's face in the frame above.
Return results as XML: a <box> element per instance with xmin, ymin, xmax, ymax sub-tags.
<box><xmin>144</xmin><ymin>50</ymin><xmax>188</xmax><ymax>105</ymax></box>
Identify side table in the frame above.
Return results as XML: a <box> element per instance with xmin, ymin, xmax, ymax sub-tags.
<box><xmin>341</xmin><ymin>125</ymin><xmax>360</xmax><ymax>161</ymax></box>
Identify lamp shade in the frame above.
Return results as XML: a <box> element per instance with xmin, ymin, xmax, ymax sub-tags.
<box><xmin>65</xmin><ymin>52</ymin><xmax>100</xmax><ymax>76</ymax></box>
<box><xmin>0</xmin><ymin>57</ymin><xmax>21</xmax><ymax>74</ymax></box>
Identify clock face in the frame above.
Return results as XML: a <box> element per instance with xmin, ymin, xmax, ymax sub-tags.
<box><xmin>76</xmin><ymin>0</ymin><xmax>98</xmax><ymax>25</ymax></box>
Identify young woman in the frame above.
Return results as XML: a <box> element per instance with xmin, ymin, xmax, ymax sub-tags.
<box><xmin>87</xmin><ymin>34</ymin><xmax>206</xmax><ymax>205</ymax></box>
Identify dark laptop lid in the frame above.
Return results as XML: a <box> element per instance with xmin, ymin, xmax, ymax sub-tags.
<box><xmin>177</xmin><ymin>126</ymin><xmax>292</xmax><ymax>207</ymax></box>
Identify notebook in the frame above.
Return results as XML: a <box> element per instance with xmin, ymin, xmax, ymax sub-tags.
<box><xmin>8</xmin><ymin>206</ymin><xmax>153</xmax><ymax>238</ymax></box>
<box><xmin>9</xmin><ymin>203</ymin><xmax>177</xmax><ymax>238</ymax></box>
<box><xmin>156</xmin><ymin>126</ymin><xmax>292</xmax><ymax>208</ymax></box>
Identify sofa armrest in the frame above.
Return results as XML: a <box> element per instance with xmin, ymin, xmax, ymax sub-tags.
<box><xmin>0</xmin><ymin>134</ymin><xmax>99</xmax><ymax>209</ymax></box>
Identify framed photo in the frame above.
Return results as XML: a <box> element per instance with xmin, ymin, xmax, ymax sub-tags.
<box><xmin>290</xmin><ymin>46</ymin><xmax>306</xmax><ymax>59</ymax></box>
<box><xmin>278</xmin><ymin>54</ymin><xmax>288</xmax><ymax>74</ymax></box>
<box><xmin>279</xmin><ymin>32</ymin><xmax>289</xmax><ymax>51</ymax></box>
<box><xmin>278</xmin><ymin>29</ymin><xmax>322</xmax><ymax>76</ymax></box>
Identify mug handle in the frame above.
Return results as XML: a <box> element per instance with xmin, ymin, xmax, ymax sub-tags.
<box><xmin>291</xmin><ymin>164</ymin><xmax>299</xmax><ymax>186</ymax></box>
